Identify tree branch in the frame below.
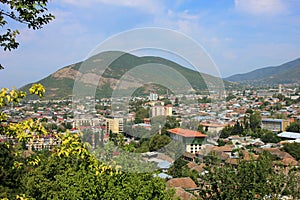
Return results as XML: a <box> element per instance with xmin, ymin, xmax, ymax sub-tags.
<box><xmin>0</xmin><ymin>10</ymin><xmax>31</xmax><ymax>25</ymax></box>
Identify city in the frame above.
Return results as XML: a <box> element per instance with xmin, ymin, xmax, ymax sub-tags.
<box><xmin>1</xmin><ymin>83</ymin><xmax>300</xmax><ymax>199</ymax></box>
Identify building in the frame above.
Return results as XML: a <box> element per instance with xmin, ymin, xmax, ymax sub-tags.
<box><xmin>149</xmin><ymin>92</ymin><xmax>158</xmax><ymax>101</ymax></box>
<box><xmin>132</xmin><ymin>123</ymin><xmax>151</xmax><ymax>130</ymax></box>
<box><xmin>277</xmin><ymin>132</ymin><xmax>300</xmax><ymax>140</ymax></box>
<box><xmin>261</xmin><ymin>118</ymin><xmax>290</xmax><ymax>132</ymax></box>
<box><xmin>151</xmin><ymin>105</ymin><xmax>172</xmax><ymax>117</ymax></box>
<box><xmin>167</xmin><ymin>128</ymin><xmax>206</xmax><ymax>154</ymax></box>
<box><xmin>105</xmin><ymin>116</ymin><xmax>124</xmax><ymax>134</ymax></box>
<box><xmin>200</xmin><ymin>123</ymin><xmax>225</xmax><ymax>134</ymax></box>
<box><xmin>278</xmin><ymin>84</ymin><xmax>282</xmax><ymax>94</ymax></box>
<box><xmin>73</xmin><ymin>117</ymin><xmax>101</xmax><ymax>128</ymax></box>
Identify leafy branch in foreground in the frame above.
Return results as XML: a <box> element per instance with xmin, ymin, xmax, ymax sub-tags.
<box><xmin>0</xmin><ymin>0</ymin><xmax>55</xmax><ymax>69</ymax></box>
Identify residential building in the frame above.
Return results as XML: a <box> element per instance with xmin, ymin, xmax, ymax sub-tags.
<box><xmin>105</xmin><ymin>116</ymin><xmax>124</xmax><ymax>134</ymax></box>
<box><xmin>149</xmin><ymin>92</ymin><xmax>158</xmax><ymax>101</ymax></box>
<box><xmin>200</xmin><ymin>123</ymin><xmax>225</xmax><ymax>134</ymax></box>
<box><xmin>167</xmin><ymin>128</ymin><xmax>206</xmax><ymax>154</ymax></box>
<box><xmin>261</xmin><ymin>118</ymin><xmax>290</xmax><ymax>132</ymax></box>
<box><xmin>151</xmin><ymin>105</ymin><xmax>172</xmax><ymax>117</ymax></box>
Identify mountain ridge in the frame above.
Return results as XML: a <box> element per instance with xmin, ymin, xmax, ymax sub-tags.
<box><xmin>225</xmin><ymin>57</ymin><xmax>300</xmax><ymax>85</ymax></box>
<box><xmin>22</xmin><ymin>51</ymin><xmax>231</xmax><ymax>99</ymax></box>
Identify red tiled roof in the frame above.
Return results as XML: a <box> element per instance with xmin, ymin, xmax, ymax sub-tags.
<box><xmin>168</xmin><ymin>128</ymin><xmax>206</xmax><ymax>138</ymax></box>
<box><xmin>282</xmin><ymin>157</ymin><xmax>298</xmax><ymax>166</ymax></box>
<box><xmin>167</xmin><ymin>177</ymin><xmax>197</xmax><ymax>189</ymax></box>
<box><xmin>173</xmin><ymin>187</ymin><xmax>197</xmax><ymax>200</ymax></box>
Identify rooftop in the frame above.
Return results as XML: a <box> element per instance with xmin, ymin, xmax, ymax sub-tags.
<box><xmin>261</xmin><ymin>118</ymin><xmax>288</xmax><ymax>122</ymax></box>
<box><xmin>167</xmin><ymin>128</ymin><xmax>206</xmax><ymax>138</ymax></box>
<box><xmin>278</xmin><ymin>132</ymin><xmax>300</xmax><ymax>139</ymax></box>
<box><xmin>167</xmin><ymin>177</ymin><xmax>197</xmax><ymax>189</ymax></box>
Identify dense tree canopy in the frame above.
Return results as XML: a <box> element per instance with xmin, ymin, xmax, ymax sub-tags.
<box><xmin>200</xmin><ymin>151</ymin><xmax>300</xmax><ymax>199</ymax></box>
<box><xmin>283</xmin><ymin>142</ymin><xmax>300</xmax><ymax>161</ymax></box>
<box><xmin>286</xmin><ymin>121</ymin><xmax>300</xmax><ymax>133</ymax></box>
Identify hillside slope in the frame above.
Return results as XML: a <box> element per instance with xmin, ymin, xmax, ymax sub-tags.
<box><xmin>225</xmin><ymin>58</ymin><xmax>300</xmax><ymax>85</ymax></box>
<box><xmin>22</xmin><ymin>51</ymin><xmax>232</xmax><ymax>99</ymax></box>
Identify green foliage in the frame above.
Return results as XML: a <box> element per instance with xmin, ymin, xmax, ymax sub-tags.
<box><xmin>21</xmin><ymin>51</ymin><xmax>234</xmax><ymax>99</ymax></box>
<box><xmin>162</xmin><ymin>116</ymin><xmax>180</xmax><ymax>134</ymax></box>
<box><xmin>231</xmin><ymin>121</ymin><xmax>244</xmax><ymax>135</ymax></box>
<box><xmin>200</xmin><ymin>151</ymin><xmax>300</xmax><ymax>199</ymax></box>
<box><xmin>0</xmin><ymin>86</ymin><xmax>173</xmax><ymax>199</ymax></box>
<box><xmin>148</xmin><ymin>134</ymin><xmax>171</xmax><ymax>151</ymax></box>
<box><xmin>225</xmin><ymin>93</ymin><xmax>236</xmax><ymax>102</ymax></box>
<box><xmin>283</xmin><ymin>143</ymin><xmax>300</xmax><ymax>161</ymax></box>
<box><xmin>0</xmin><ymin>143</ymin><xmax>26</xmax><ymax>199</ymax></box>
<box><xmin>219</xmin><ymin>125</ymin><xmax>233</xmax><ymax>138</ymax></box>
<box><xmin>134</xmin><ymin>107</ymin><xmax>149</xmax><ymax>124</ymax></box>
<box><xmin>168</xmin><ymin>157</ymin><xmax>199</xmax><ymax>184</ymax></box>
<box><xmin>134</xmin><ymin>133</ymin><xmax>171</xmax><ymax>153</ymax></box>
<box><xmin>250</xmin><ymin>111</ymin><xmax>261</xmax><ymax>131</ymax></box>
<box><xmin>197</xmin><ymin>124</ymin><xmax>205</xmax><ymax>133</ymax></box>
<box><xmin>260</xmin><ymin>129</ymin><xmax>281</xmax><ymax>143</ymax></box>
<box><xmin>168</xmin><ymin>157</ymin><xmax>188</xmax><ymax>178</ymax></box>
<box><xmin>0</xmin><ymin>0</ymin><xmax>54</xmax><ymax>69</ymax></box>
<box><xmin>217</xmin><ymin>139</ymin><xmax>226</xmax><ymax>146</ymax></box>
<box><xmin>0</xmin><ymin>87</ymin><xmax>26</xmax><ymax>107</ymax></box>
<box><xmin>286</xmin><ymin>121</ymin><xmax>300</xmax><ymax>133</ymax></box>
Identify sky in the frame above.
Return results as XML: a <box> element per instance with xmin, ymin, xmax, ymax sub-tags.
<box><xmin>0</xmin><ymin>0</ymin><xmax>300</xmax><ymax>88</ymax></box>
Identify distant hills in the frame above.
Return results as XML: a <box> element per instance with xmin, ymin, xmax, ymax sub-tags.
<box><xmin>22</xmin><ymin>51</ymin><xmax>231</xmax><ymax>99</ymax></box>
<box><xmin>225</xmin><ymin>57</ymin><xmax>300</xmax><ymax>86</ymax></box>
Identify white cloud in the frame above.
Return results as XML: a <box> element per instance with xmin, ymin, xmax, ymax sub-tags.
<box><xmin>235</xmin><ymin>0</ymin><xmax>288</xmax><ymax>16</ymax></box>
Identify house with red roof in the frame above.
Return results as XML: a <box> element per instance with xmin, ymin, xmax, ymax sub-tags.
<box><xmin>167</xmin><ymin>128</ymin><xmax>206</xmax><ymax>154</ymax></box>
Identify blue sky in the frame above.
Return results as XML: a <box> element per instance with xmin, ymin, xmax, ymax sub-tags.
<box><xmin>1</xmin><ymin>0</ymin><xmax>300</xmax><ymax>88</ymax></box>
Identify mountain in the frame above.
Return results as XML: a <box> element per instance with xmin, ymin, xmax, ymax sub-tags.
<box><xmin>225</xmin><ymin>58</ymin><xmax>300</xmax><ymax>86</ymax></box>
<box><xmin>22</xmin><ymin>51</ymin><xmax>233</xmax><ymax>99</ymax></box>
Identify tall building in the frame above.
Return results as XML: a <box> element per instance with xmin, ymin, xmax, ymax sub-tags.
<box><xmin>167</xmin><ymin>128</ymin><xmax>206</xmax><ymax>154</ymax></box>
<box><xmin>151</xmin><ymin>104</ymin><xmax>172</xmax><ymax>117</ymax></box>
<box><xmin>278</xmin><ymin>84</ymin><xmax>282</xmax><ymax>94</ymax></box>
<box><xmin>105</xmin><ymin>116</ymin><xmax>124</xmax><ymax>134</ymax></box>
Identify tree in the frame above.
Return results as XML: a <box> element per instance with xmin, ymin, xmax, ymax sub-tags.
<box><xmin>168</xmin><ymin>156</ymin><xmax>188</xmax><ymax>178</ymax></box>
<box><xmin>220</xmin><ymin>125</ymin><xmax>233</xmax><ymax>138</ymax></box>
<box><xmin>0</xmin><ymin>85</ymin><xmax>175</xmax><ymax>199</ymax></box>
<box><xmin>52</xmin><ymin>115</ymin><xmax>57</xmax><ymax>122</ymax></box>
<box><xmin>225</xmin><ymin>93</ymin><xmax>236</xmax><ymax>102</ymax></box>
<box><xmin>231</xmin><ymin>121</ymin><xmax>244</xmax><ymax>135</ymax></box>
<box><xmin>260</xmin><ymin>129</ymin><xmax>280</xmax><ymax>143</ymax></box>
<box><xmin>21</xmin><ymin>132</ymin><xmax>173</xmax><ymax>199</ymax></box>
<box><xmin>134</xmin><ymin>107</ymin><xmax>149</xmax><ymax>124</ymax></box>
<box><xmin>199</xmin><ymin>151</ymin><xmax>300</xmax><ymax>199</ymax></box>
<box><xmin>286</xmin><ymin>121</ymin><xmax>300</xmax><ymax>133</ymax></box>
<box><xmin>0</xmin><ymin>0</ymin><xmax>54</xmax><ymax>69</ymax></box>
<box><xmin>283</xmin><ymin>143</ymin><xmax>300</xmax><ymax>161</ymax></box>
<box><xmin>174</xmin><ymin>97</ymin><xmax>179</xmax><ymax>106</ymax></box>
<box><xmin>250</xmin><ymin>111</ymin><xmax>261</xmax><ymax>131</ymax></box>
<box><xmin>148</xmin><ymin>133</ymin><xmax>171</xmax><ymax>151</ymax></box>
<box><xmin>197</xmin><ymin>124</ymin><xmax>205</xmax><ymax>133</ymax></box>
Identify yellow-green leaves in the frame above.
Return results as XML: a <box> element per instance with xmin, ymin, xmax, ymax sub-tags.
<box><xmin>0</xmin><ymin>84</ymin><xmax>44</xmax><ymax>108</ymax></box>
<box><xmin>5</xmin><ymin>119</ymin><xmax>48</xmax><ymax>142</ymax></box>
<box><xmin>0</xmin><ymin>87</ymin><xmax>26</xmax><ymax>107</ymax></box>
<box><xmin>55</xmin><ymin>132</ymin><xmax>118</xmax><ymax>176</ymax></box>
<box><xmin>29</xmin><ymin>83</ymin><xmax>45</xmax><ymax>98</ymax></box>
